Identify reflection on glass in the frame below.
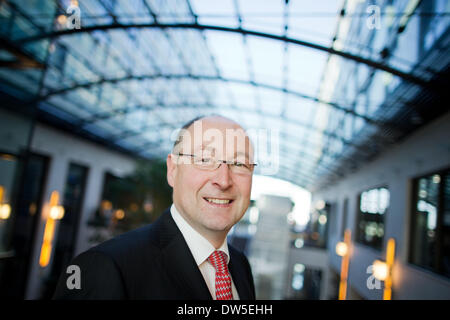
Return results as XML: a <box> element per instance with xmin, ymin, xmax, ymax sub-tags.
<box><xmin>292</xmin><ymin>265</ymin><xmax>304</xmax><ymax>290</ymax></box>
<box><xmin>293</xmin><ymin>202</ymin><xmax>331</xmax><ymax>249</ymax></box>
<box><xmin>360</xmin><ymin>188</ymin><xmax>390</xmax><ymax>214</ymax></box>
<box><xmin>0</xmin><ymin>155</ymin><xmax>18</xmax><ymax>253</ymax></box>
<box><xmin>410</xmin><ymin>169</ymin><xmax>450</xmax><ymax>278</ymax></box>
<box><xmin>357</xmin><ymin>187</ymin><xmax>390</xmax><ymax>250</ymax></box>
<box><xmin>289</xmin><ymin>264</ymin><xmax>322</xmax><ymax>300</ymax></box>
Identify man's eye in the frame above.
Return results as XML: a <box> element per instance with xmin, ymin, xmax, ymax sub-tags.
<box><xmin>234</xmin><ymin>162</ymin><xmax>247</xmax><ymax>168</ymax></box>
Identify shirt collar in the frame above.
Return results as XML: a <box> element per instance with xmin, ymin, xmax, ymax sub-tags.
<box><xmin>170</xmin><ymin>204</ymin><xmax>230</xmax><ymax>266</ymax></box>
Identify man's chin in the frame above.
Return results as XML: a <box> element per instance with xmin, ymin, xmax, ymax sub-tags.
<box><xmin>202</xmin><ymin>218</ymin><xmax>235</xmax><ymax>234</ymax></box>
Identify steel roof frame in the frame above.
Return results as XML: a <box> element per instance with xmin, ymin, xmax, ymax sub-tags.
<box><xmin>37</xmin><ymin>73</ymin><xmax>386</xmax><ymax>127</ymax></box>
<box><xmin>18</xmin><ymin>22</ymin><xmax>430</xmax><ymax>87</ymax></box>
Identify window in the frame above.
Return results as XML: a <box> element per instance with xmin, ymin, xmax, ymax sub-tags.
<box><xmin>42</xmin><ymin>162</ymin><xmax>88</xmax><ymax>299</ymax></box>
<box><xmin>302</xmin><ymin>202</ymin><xmax>330</xmax><ymax>249</ymax></box>
<box><xmin>0</xmin><ymin>153</ymin><xmax>18</xmax><ymax>254</ymax></box>
<box><xmin>0</xmin><ymin>152</ymin><xmax>49</xmax><ymax>298</ymax></box>
<box><xmin>88</xmin><ymin>172</ymin><xmax>120</xmax><ymax>228</ymax></box>
<box><xmin>410</xmin><ymin>168</ymin><xmax>450</xmax><ymax>279</ymax></box>
<box><xmin>356</xmin><ymin>187</ymin><xmax>390</xmax><ymax>250</ymax></box>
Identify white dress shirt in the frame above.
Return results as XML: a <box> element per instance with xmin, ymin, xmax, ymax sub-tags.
<box><xmin>170</xmin><ymin>204</ymin><xmax>239</xmax><ymax>300</ymax></box>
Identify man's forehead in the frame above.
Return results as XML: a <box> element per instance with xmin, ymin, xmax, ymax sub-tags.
<box><xmin>192</xmin><ymin>135</ymin><xmax>252</xmax><ymax>156</ymax></box>
<box><xmin>194</xmin><ymin>145</ymin><xmax>250</xmax><ymax>156</ymax></box>
<box><xmin>178</xmin><ymin>117</ymin><xmax>253</xmax><ymax>156</ymax></box>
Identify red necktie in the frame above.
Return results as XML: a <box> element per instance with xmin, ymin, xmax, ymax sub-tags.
<box><xmin>208</xmin><ymin>250</ymin><xmax>233</xmax><ymax>300</ymax></box>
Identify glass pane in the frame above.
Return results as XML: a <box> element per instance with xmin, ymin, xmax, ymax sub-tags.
<box><xmin>206</xmin><ymin>31</ymin><xmax>250</xmax><ymax>81</ymax></box>
<box><xmin>357</xmin><ymin>187</ymin><xmax>389</xmax><ymax>250</ymax></box>
<box><xmin>0</xmin><ymin>154</ymin><xmax>17</xmax><ymax>253</ymax></box>
<box><xmin>0</xmin><ymin>153</ymin><xmax>48</xmax><ymax>298</ymax></box>
<box><xmin>410</xmin><ymin>171</ymin><xmax>444</xmax><ymax>274</ymax></box>
<box><xmin>41</xmin><ymin>163</ymin><xmax>89</xmax><ymax>299</ymax></box>
<box><xmin>441</xmin><ymin>172</ymin><xmax>450</xmax><ymax>277</ymax></box>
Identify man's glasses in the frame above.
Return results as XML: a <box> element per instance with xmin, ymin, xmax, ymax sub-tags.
<box><xmin>175</xmin><ymin>153</ymin><xmax>257</xmax><ymax>175</ymax></box>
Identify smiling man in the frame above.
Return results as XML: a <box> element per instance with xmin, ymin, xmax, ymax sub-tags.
<box><xmin>53</xmin><ymin>115</ymin><xmax>256</xmax><ymax>300</ymax></box>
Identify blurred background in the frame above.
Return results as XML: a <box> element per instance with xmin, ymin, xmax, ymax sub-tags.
<box><xmin>0</xmin><ymin>0</ymin><xmax>449</xmax><ymax>300</ymax></box>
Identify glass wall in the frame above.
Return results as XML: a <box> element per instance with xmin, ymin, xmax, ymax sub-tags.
<box><xmin>410</xmin><ymin>168</ymin><xmax>450</xmax><ymax>278</ymax></box>
<box><xmin>41</xmin><ymin>162</ymin><xmax>89</xmax><ymax>299</ymax></box>
<box><xmin>341</xmin><ymin>198</ymin><xmax>349</xmax><ymax>238</ymax></box>
<box><xmin>290</xmin><ymin>201</ymin><xmax>330</xmax><ymax>250</ymax></box>
<box><xmin>0</xmin><ymin>153</ymin><xmax>48</xmax><ymax>298</ymax></box>
<box><xmin>0</xmin><ymin>107</ymin><xmax>42</xmax><ymax>298</ymax></box>
<box><xmin>356</xmin><ymin>186</ymin><xmax>390</xmax><ymax>250</ymax></box>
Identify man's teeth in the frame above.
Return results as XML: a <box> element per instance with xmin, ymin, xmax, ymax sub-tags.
<box><xmin>205</xmin><ymin>198</ymin><xmax>231</xmax><ymax>204</ymax></box>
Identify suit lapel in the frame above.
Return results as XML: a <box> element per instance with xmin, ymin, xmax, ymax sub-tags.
<box><xmin>155</xmin><ymin>210</ymin><xmax>254</xmax><ymax>300</ymax></box>
<box><xmin>158</xmin><ymin>211</ymin><xmax>212</xmax><ymax>300</ymax></box>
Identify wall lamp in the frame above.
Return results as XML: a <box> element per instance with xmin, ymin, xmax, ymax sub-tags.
<box><xmin>0</xmin><ymin>186</ymin><xmax>11</xmax><ymax>220</ymax></box>
<box><xmin>336</xmin><ymin>229</ymin><xmax>351</xmax><ymax>300</ymax></box>
<box><xmin>335</xmin><ymin>241</ymin><xmax>348</xmax><ymax>257</ymax></box>
<box><xmin>371</xmin><ymin>238</ymin><xmax>396</xmax><ymax>300</ymax></box>
<box><xmin>39</xmin><ymin>191</ymin><xmax>65</xmax><ymax>267</ymax></box>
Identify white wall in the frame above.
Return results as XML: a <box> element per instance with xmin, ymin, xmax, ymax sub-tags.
<box><xmin>312</xmin><ymin>111</ymin><xmax>450</xmax><ymax>299</ymax></box>
<box><xmin>25</xmin><ymin>123</ymin><xmax>137</xmax><ymax>299</ymax></box>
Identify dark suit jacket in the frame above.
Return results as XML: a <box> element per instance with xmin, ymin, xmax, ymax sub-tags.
<box><xmin>53</xmin><ymin>209</ymin><xmax>255</xmax><ymax>300</ymax></box>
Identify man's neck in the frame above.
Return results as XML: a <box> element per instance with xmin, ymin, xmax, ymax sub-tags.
<box><xmin>201</xmin><ymin>229</ymin><xmax>228</xmax><ymax>249</ymax></box>
<box><xmin>185</xmin><ymin>216</ymin><xmax>228</xmax><ymax>249</ymax></box>
<box><xmin>175</xmin><ymin>207</ymin><xmax>228</xmax><ymax>249</ymax></box>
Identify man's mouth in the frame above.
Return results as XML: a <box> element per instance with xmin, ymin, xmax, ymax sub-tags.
<box><xmin>203</xmin><ymin>197</ymin><xmax>234</xmax><ymax>205</ymax></box>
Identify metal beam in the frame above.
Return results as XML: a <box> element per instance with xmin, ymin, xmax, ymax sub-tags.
<box><xmin>81</xmin><ymin>101</ymin><xmax>354</xmax><ymax>147</ymax></box>
<box><xmin>103</xmin><ymin>104</ymin><xmax>375</xmax><ymax>166</ymax></box>
<box><xmin>133</xmin><ymin>122</ymin><xmax>347</xmax><ymax>161</ymax></box>
<box><xmin>18</xmin><ymin>22</ymin><xmax>429</xmax><ymax>87</ymax></box>
<box><xmin>0</xmin><ymin>38</ymin><xmax>45</xmax><ymax>69</ymax></box>
<box><xmin>37</xmin><ymin>73</ymin><xmax>382</xmax><ymax>126</ymax></box>
<box><xmin>113</xmin><ymin>107</ymin><xmax>345</xmax><ymax>146</ymax></box>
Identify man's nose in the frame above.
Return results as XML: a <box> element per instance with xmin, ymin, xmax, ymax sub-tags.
<box><xmin>211</xmin><ymin>162</ymin><xmax>233</xmax><ymax>189</ymax></box>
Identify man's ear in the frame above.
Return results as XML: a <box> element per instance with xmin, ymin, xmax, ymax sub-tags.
<box><xmin>166</xmin><ymin>154</ymin><xmax>176</xmax><ymax>188</ymax></box>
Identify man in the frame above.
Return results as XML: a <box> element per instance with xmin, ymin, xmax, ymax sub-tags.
<box><xmin>53</xmin><ymin>115</ymin><xmax>256</xmax><ymax>299</ymax></box>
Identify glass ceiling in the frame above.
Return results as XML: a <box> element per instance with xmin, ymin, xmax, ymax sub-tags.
<box><xmin>0</xmin><ymin>0</ymin><xmax>449</xmax><ymax>190</ymax></box>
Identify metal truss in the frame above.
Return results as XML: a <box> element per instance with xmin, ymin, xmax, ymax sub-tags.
<box><xmin>18</xmin><ymin>22</ymin><xmax>430</xmax><ymax>87</ymax></box>
<box><xmin>37</xmin><ymin>73</ymin><xmax>387</xmax><ymax>127</ymax></box>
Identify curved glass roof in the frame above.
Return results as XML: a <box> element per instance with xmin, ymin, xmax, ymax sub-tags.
<box><xmin>0</xmin><ymin>0</ymin><xmax>449</xmax><ymax>190</ymax></box>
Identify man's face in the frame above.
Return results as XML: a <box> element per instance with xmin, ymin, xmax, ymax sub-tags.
<box><xmin>167</xmin><ymin>117</ymin><xmax>254</xmax><ymax>240</ymax></box>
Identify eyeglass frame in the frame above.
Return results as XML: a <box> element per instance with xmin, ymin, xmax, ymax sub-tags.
<box><xmin>173</xmin><ymin>153</ymin><xmax>257</xmax><ymax>174</ymax></box>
